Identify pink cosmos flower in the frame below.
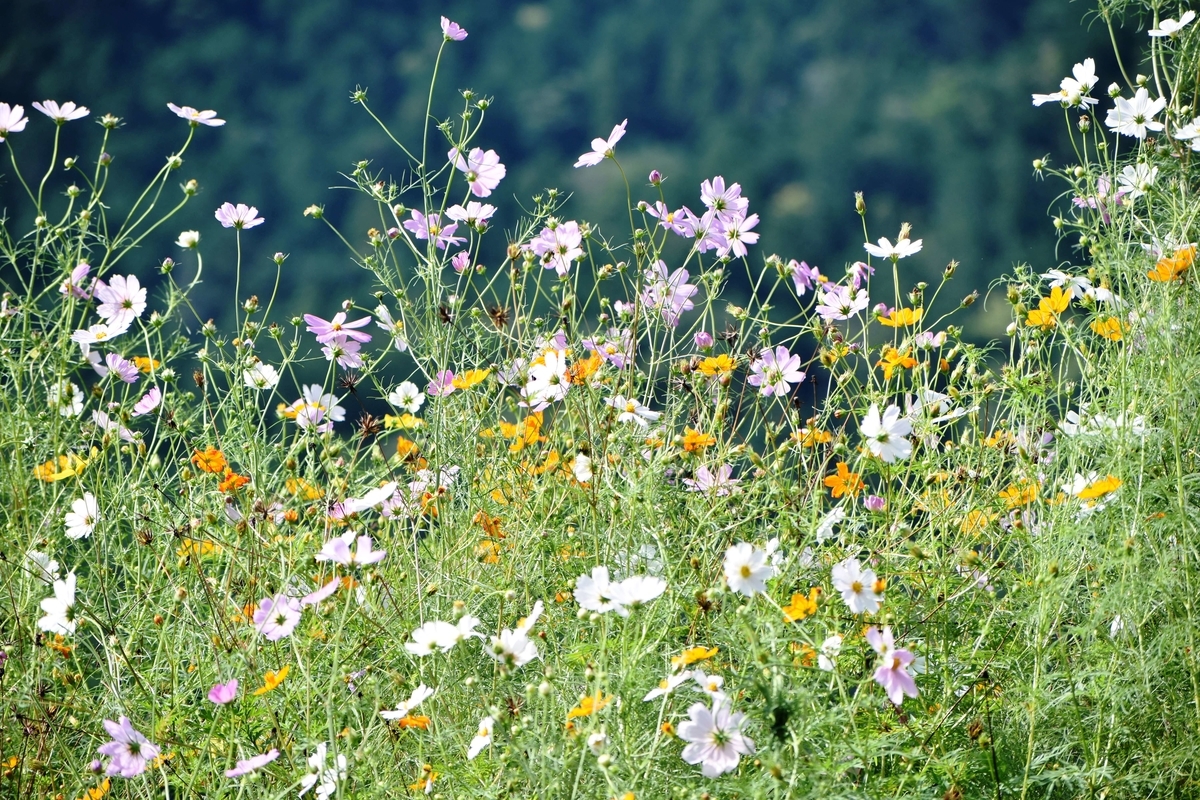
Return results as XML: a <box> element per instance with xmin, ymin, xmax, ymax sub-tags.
<box><xmin>59</xmin><ymin>261</ymin><xmax>94</xmax><ymax>299</ymax></box>
<box><xmin>446</xmin><ymin>200</ymin><xmax>497</xmax><ymax>228</ymax></box>
<box><xmin>97</xmin><ymin>717</ymin><xmax>160</xmax><ymax>778</ymax></box>
<box><xmin>581</xmin><ymin>327</ymin><xmax>634</xmax><ymax>369</ymax></box>
<box><xmin>0</xmin><ymin>103</ymin><xmax>28</xmax><ymax>141</ymax></box>
<box><xmin>790</xmin><ymin>260</ymin><xmax>821</xmax><ymax>296</ymax></box>
<box><xmin>640</xmin><ymin>260</ymin><xmax>697</xmax><ymax>327</ymax></box>
<box><xmin>321</xmin><ymin>336</ymin><xmax>363</xmax><ymax>369</ymax></box>
<box><xmin>208</xmin><ymin>679</ymin><xmax>239</xmax><ymax>705</ymax></box>
<box><xmin>403</xmin><ymin>210</ymin><xmax>464</xmax><ymax>250</ymax></box>
<box><xmin>449</xmin><ymin>147</ymin><xmax>506</xmax><ymax>197</ymax></box>
<box><xmin>815</xmin><ymin>283</ymin><xmax>870</xmax><ymax>321</ymax></box>
<box><xmin>440</xmin><ymin>16</ymin><xmax>468</xmax><ymax>40</ymax></box>
<box><xmin>105</xmin><ymin>354</ymin><xmax>139</xmax><ymax>384</ymax></box>
<box><xmin>302</xmin><ymin>578</ymin><xmax>339</xmax><ymax>607</ymax></box>
<box><xmin>867</xmin><ymin>626</ymin><xmax>919</xmax><ymax>705</ymax></box>
<box><xmin>685</xmin><ymin>208</ymin><xmax>727</xmax><ymax>253</ymax></box>
<box><xmin>71</xmin><ymin>319</ymin><xmax>132</xmax><ymax>346</ymax></box>
<box><xmin>215</xmin><ymin>203</ymin><xmax>264</xmax><ymax>229</ymax></box>
<box><xmin>645</xmin><ymin>201</ymin><xmax>692</xmax><ymax>236</ymax></box>
<box><xmin>95</xmin><ymin>274</ymin><xmax>147</xmax><ymax>327</ymax></box>
<box><xmin>683</xmin><ymin>464</ymin><xmax>739</xmax><ymax>495</ymax></box>
<box><xmin>748</xmin><ymin>345</ymin><xmax>805</xmax><ymax>397</ymax></box>
<box><xmin>33</xmin><ymin>100</ymin><xmax>89</xmax><ymax>122</ymax></box>
<box><xmin>428</xmin><ymin>370</ymin><xmax>456</xmax><ymax>397</ymax></box>
<box><xmin>92</xmin><ymin>409</ymin><xmax>136</xmax><ymax>443</ymax></box>
<box><xmin>699</xmin><ymin>176</ymin><xmax>749</xmax><ymax>224</ymax></box>
<box><xmin>167</xmin><ymin>103</ymin><xmax>225</xmax><ymax>127</ymax></box>
<box><xmin>315</xmin><ymin>531</ymin><xmax>387</xmax><ymax>567</ymax></box>
<box><xmin>575</xmin><ymin>119</ymin><xmax>627</xmax><ymax>167</ymax></box>
<box><xmin>526</xmin><ymin>221</ymin><xmax>583</xmax><ymax>276</ymax></box>
<box><xmin>849</xmin><ymin>260</ymin><xmax>874</xmax><ymax>290</ymax></box>
<box><xmin>716</xmin><ymin>211</ymin><xmax>759</xmax><ymax>258</ymax></box>
<box><xmin>678</xmin><ymin>699</ymin><xmax>755</xmax><ymax>778</ymax></box>
<box><xmin>451</xmin><ymin>251</ymin><xmax>470</xmax><ymax>273</ymax></box>
<box><xmin>864</xmin><ymin>494</ymin><xmax>887</xmax><ymax>512</ymax></box>
<box><xmin>226</xmin><ymin>748</ymin><xmax>279</xmax><ymax>778</ymax></box>
<box><xmin>694</xmin><ymin>330</ymin><xmax>714</xmax><ymax>349</ymax></box>
<box><xmin>303</xmin><ymin>312</ymin><xmax>373</xmax><ymax>344</ymax></box>
<box><xmin>253</xmin><ymin>594</ymin><xmax>302</xmax><ymax>641</ymax></box>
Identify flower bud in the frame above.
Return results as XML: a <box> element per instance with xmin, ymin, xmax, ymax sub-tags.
<box><xmin>648</xmin><ymin>169</ymin><xmax>662</xmax><ymax>185</ymax></box>
<box><xmin>166</xmin><ymin>154</ymin><xmax>183</xmax><ymax>170</ymax></box>
<box><xmin>855</xmin><ymin>191</ymin><xmax>866</xmax><ymax>215</ymax></box>
<box><xmin>1077</xmin><ymin>114</ymin><xmax>1090</xmax><ymax>132</ymax></box>
<box><xmin>98</xmin><ymin>152</ymin><xmax>112</xmax><ymax>167</ymax></box>
<box><xmin>183</xmin><ymin>179</ymin><xmax>198</xmax><ymax>196</ymax></box>
<box><xmin>1135</xmin><ymin>73</ymin><xmax>1148</xmax><ymax>87</ymax></box>
<box><xmin>64</xmin><ymin>157</ymin><xmax>76</xmax><ymax>169</ymax></box>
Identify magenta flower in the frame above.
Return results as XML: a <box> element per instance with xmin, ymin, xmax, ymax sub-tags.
<box><xmin>215</xmin><ymin>203</ymin><xmax>264</xmax><ymax>230</ymax></box>
<box><xmin>440</xmin><ymin>16</ymin><xmax>468</xmax><ymax>40</ymax></box>
<box><xmin>303</xmin><ymin>312</ymin><xmax>373</xmax><ymax>344</ymax></box>
<box><xmin>451</xmin><ymin>251</ymin><xmax>470</xmax><ymax>273</ymax></box>
<box><xmin>867</xmin><ymin>626</ymin><xmax>919</xmax><ymax>706</ymax></box>
<box><xmin>428</xmin><ymin>370</ymin><xmax>456</xmax><ymax>397</ymax></box>
<box><xmin>97</xmin><ymin>717</ymin><xmax>160</xmax><ymax>778</ymax></box>
<box><xmin>748</xmin><ymin>345</ymin><xmax>805</xmax><ymax>397</ymax></box>
<box><xmin>33</xmin><ymin>100</ymin><xmax>89</xmax><ymax>123</ymax></box>
<box><xmin>253</xmin><ymin>594</ymin><xmax>302</xmax><ymax>641</ymax></box>
<box><xmin>640</xmin><ymin>260</ymin><xmax>697</xmax><ymax>327</ymax></box>
<box><xmin>694</xmin><ymin>330</ymin><xmax>714</xmax><ymax>350</ymax></box>
<box><xmin>790</xmin><ymin>260</ymin><xmax>821</xmax><ymax>296</ymax></box>
<box><xmin>449</xmin><ymin>147</ymin><xmax>506</xmax><ymax>197</ymax></box>
<box><xmin>0</xmin><ymin>103</ymin><xmax>28</xmax><ymax>141</ymax></box>
<box><xmin>403</xmin><ymin>210</ymin><xmax>464</xmax><ymax>250</ymax></box>
<box><xmin>574</xmin><ymin>119</ymin><xmax>627</xmax><ymax>168</ymax></box>
<box><xmin>226</xmin><ymin>749</ymin><xmax>279</xmax><ymax>778</ymax></box>
<box><xmin>167</xmin><ymin>103</ymin><xmax>225</xmax><ymax>127</ymax></box>
<box><xmin>208</xmin><ymin>679</ymin><xmax>239</xmax><ymax>705</ymax></box>
<box><xmin>105</xmin><ymin>354</ymin><xmax>140</xmax><ymax>384</ymax></box>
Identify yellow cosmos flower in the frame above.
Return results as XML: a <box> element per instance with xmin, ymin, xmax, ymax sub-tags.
<box><xmin>451</xmin><ymin>368</ymin><xmax>491</xmax><ymax>390</ymax></box>
<box><xmin>999</xmin><ymin>482</ymin><xmax>1040</xmax><ymax>508</ymax></box>
<box><xmin>671</xmin><ymin>646</ymin><xmax>719</xmax><ymax>669</ymax></box>
<box><xmin>877</xmin><ymin>347</ymin><xmax>917</xmax><ymax>380</ymax></box>
<box><xmin>252</xmin><ymin>665</ymin><xmax>290</xmax><ymax>696</ymax></box>
<box><xmin>566</xmin><ymin>691</ymin><xmax>612</xmax><ymax>720</ymax></box>
<box><xmin>1148</xmin><ymin>245</ymin><xmax>1194</xmax><ymax>282</ymax></box>
<box><xmin>1090</xmin><ymin>316</ymin><xmax>1126</xmax><ymax>341</ymax></box>
<box><xmin>34</xmin><ymin>451</ymin><xmax>90</xmax><ymax>481</ymax></box>
<box><xmin>1025</xmin><ymin>286</ymin><xmax>1071</xmax><ymax>329</ymax></box>
<box><xmin>383</xmin><ymin>413</ymin><xmax>425</xmax><ymax>430</ymax></box>
<box><xmin>1078</xmin><ymin>475</ymin><xmax>1122</xmax><ymax>500</ymax></box>
<box><xmin>681</xmin><ymin>429</ymin><xmax>716</xmax><ymax>453</ymax></box>
<box><xmin>879</xmin><ymin>307</ymin><xmax>922</xmax><ymax>327</ymax></box>
<box><xmin>286</xmin><ymin>477</ymin><xmax>323</xmax><ymax>500</ymax></box>
<box><xmin>698</xmin><ymin>354</ymin><xmax>735</xmax><ymax>378</ymax></box>
<box><xmin>782</xmin><ymin>587</ymin><xmax>821</xmax><ymax>623</ymax></box>
<box><xmin>132</xmin><ymin>356</ymin><xmax>160</xmax><ymax>373</ymax></box>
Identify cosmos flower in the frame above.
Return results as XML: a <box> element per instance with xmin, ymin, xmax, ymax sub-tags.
<box><xmin>1105</xmin><ymin>88</ymin><xmax>1166</xmax><ymax>139</ymax></box>
<box><xmin>97</xmin><ymin>717</ymin><xmax>159</xmax><ymax>778</ymax></box>
<box><xmin>747</xmin><ymin>345</ymin><xmax>805</xmax><ymax>397</ymax></box>
<box><xmin>1031</xmin><ymin>58</ymin><xmax>1099</xmax><ymax>108</ymax></box>
<box><xmin>467</xmin><ymin>716</ymin><xmax>494</xmax><ymax>759</ymax></box>
<box><xmin>214</xmin><ymin>202</ymin><xmax>264</xmax><ymax>229</ymax></box>
<box><xmin>575</xmin><ymin>119</ymin><xmax>627</xmax><ymax>167</ymax></box>
<box><xmin>225</xmin><ymin>749</ymin><xmax>279</xmax><ymax>778</ymax></box>
<box><xmin>253</xmin><ymin>594</ymin><xmax>302</xmax><ymax>641</ymax></box>
<box><xmin>64</xmin><ymin>493</ymin><xmax>99</xmax><ymax>539</ymax></box>
<box><xmin>167</xmin><ymin>103</ymin><xmax>225</xmax><ymax>126</ymax></box>
<box><xmin>38</xmin><ymin>572</ymin><xmax>77</xmax><ymax>635</ymax></box>
<box><xmin>864</xmin><ymin>236</ymin><xmax>923</xmax><ymax>260</ymax></box>
<box><xmin>208</xmin><ymin>680</ymin><xmax>239</xmax><ymax>705</ymax></box>
<box><xmin>678</xmin><ymin>699</ymin><xmax>755</xmax><ymax>778</ymax></box>
<box><xmin>723</xmin><ymin>542</ymin><xmax>776</xmax><ymax>596</ymax></box>
<box><xmin>0</xmin><ymin>103</ymin><xmax>28</xmax><ymax>141</ymax></box>
<box><xmin>449</xmin><ymin>148</ymin><xmax>505</xmax><ymax>197</ymax></box>
<box><xmin>33</xmin><ymin>100</ymin><xmax>89</xmax><ymax>122</ymax></box>
<box><xmin>440</xmin><ymin>16</ymin><xmax>468</xmax><ymax>40</ymax></box>
<box><xmin>860</xmin><ymin>403</ymin><xmax>913</xmax><ymax>463</ymax></box>
<box><xmin>831</xmin><ymin>557</ymin><xmax>882</xmax><ymax>614</ymax></box>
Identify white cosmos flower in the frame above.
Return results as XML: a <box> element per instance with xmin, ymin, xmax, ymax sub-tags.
<box><xmin>406</xmin><ymin>616</ymin><xmax>482</xmax><ymax>656</ymax></box>
<box><xmin>387</xmin><ymin>380</ymin><xmax>424</xmax><ymax>414</ymax></box>
<box><xmin>722</xmin><ymin>542</ymin><xmax>776</xmax><ymax>596</ymax></box>
<box><xmin>860</xmin><ymin>403</ymin><xmax>913</xmax><ymax>463</ymax></box>
<box><xmin>816</xmin><ymin>506</ymin><xmax>847</xmax><ymax>544</ymax></box>
<box><xmin>1105</xmin><ymin>88</ymin><xmax>1167</xmax><ymax>139</ymax></box>
<box><xmin>864</xmin><ymin>236</ymin><xmax>922</xmax><ymax>260</ymax></box>
<box><xmin>524</xmin><ymin>349</ymin><xmax>571</xmax><ymax>406</ymax></box>
<box><xmin>64</xmin><ymin>492</ymin><xmax>99</xmax><ymax>540</ymax></box>
<box><xmin>831</xmin><ymin>557</ymin><xmax>882</xmax><ymax>614</ymax></box>
<box><xmin>48</xmin><ymin>380</ymin><xmax>83</xmax><ymax>417</ymax></box>
<box><xmin>38</xmin><ymin>572</ymin><xmax>77</xmax><ymax>635</ymax></box>
<box><xmin>28</xmin><ymin>550</ymin><xmax>60</xmax><ymax>584</ymax></box>
<box><xmin>1149</xmin><ymin>10</ymin><xmax>1195</xmax><ymax>36</ymax></box>
<box><xmin>71</xmin><ymin>320</ymin><xmax>131</xmax><ymax>346</ymax></box>
<box><xmin>575</xmin><ymin>566</ymin><xmax>622</xmax><ymax>614</ymax></box>
<box><xmin>607</xmin><ymin>394</ymin><xmax>660</xmax><ymax>427</ymax></box>
<box><xmin>467</xmin><ymin>715</ymin><xmax>494</xmax><ymax>759</ymax></box>
<box><xmin>818</xmin><ymin>634</ymin><xmax>843</xmax><ymax>671</ymax></box>
<box><xmin>176</xmin><ymin>230</ymin><xmax>200</xmax><ymax>249</ymax></box>
<box><xmin>242</xmin><ymin>361</ymin><xmax>280</xmax><ymax>390</ymax></box>
<box><xmin>33</xmin><ymin>100</ymin><xmax>89</xmax><ymax>122</ymax></box>
<box><xmin>380</xmin><ymin>683</ymin><xmax>434</xmax><ymax>720</ymax></box>
<box><xmin>643</xmin><ymin>670</ymin><xmax>693</xmax><ymax>701</ymax></box>
<box><xmin>1118</xmin><ymin>163</ymin><xmax>1158</xmax><ymax>199</ymax></box>
<box><xmin>1031</xmin><ymin>58</ymin><xmax>1099</xmax><ymax>108</ymax></box>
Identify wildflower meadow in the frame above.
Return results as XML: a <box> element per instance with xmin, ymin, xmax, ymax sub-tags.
<box><xmin>6</xmin><ymin>4</ymin><xmax>1200</xmax><ymax>798</ymax></box>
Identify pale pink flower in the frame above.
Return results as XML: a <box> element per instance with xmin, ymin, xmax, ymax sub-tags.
<box><xmin>167</xmin><ymin>103</ymin><xmax>225</xmax><ymax>126</ymax></box>
<box><xmin>645</xmin><ymin>201</ymin><xmax>692</xmax><ymax>236</ymax></box>
<box><xmin>301</xmin><ymin>579</ymin><xmax>339</xmax><ymax>607</ymax></box>
<box><xmin>815</xmin><ymin>283</ymin><xmax>869</xmax><ymax>321</ymax></box>
<box><xmin>208</xmin><ymin>679</ymin><xmax>239</xmax><ymax>704</ymax></box>
<box><xmin>214</xmin><ymin>202</ymin><xmax>264</xmax><ymax>229</ymax></box>
<box><xmin>106</xmin><ymin>354</ymin><xmax>139</xmax><ymax>384</ymax></box>
<box><xmin>315</xmin><ymin>531</ymin><xmax>387</xmax><ymax>567</ymax></box>
<box><xmin>747</xmin><ymin>345</ymin><xmax>804</xmax><ymax>397</ymax></box>
<box><xmin>446</xmin><ymin>201</ymin><xmax>497</xmax><ymax>228</ymax></box>
<box><xmin>790</xmin><ymin>260</ymin><xmax>821</xmax><ymax>296</ymax></box>
<box><xmin>428</xmin><ymin>369</ymin><xmax>456</xmax><ymax>397</ymax></box>
<box><xmin>33</xmin><ymin>100</ymin><xmax>89</xmax><ymax>122</ymax></box>
<box><xmin>92</xmin><ymin>409</ymin><xmax>136</xmax><ymax>442</ymax></box>
<box><xmin>97</xmin><ymin>716</ymin><xmax>159</xmax><ymax>778</ymax></box>
<box><xmin>683</xmin><ymin>464</ymin><xmax>739</xmax><ymax>495</ymax></box>
<box><xmin>94</xmin><ymin>274</ymin><xmax>146</xmax><ymax>327</ymax></box>
<box><xmin>226</xmin><ymin>749</ymin><xmax>279</xmax><ymax>778</ymax></box>
<box><xmin>451</xmin><ymin>251</ymin><xmax>470</xmax><ymax>273</ymax></box>
<box><xmin>716</xmin><ymin>211</ymin><xmax>759</xmax><ymax>258</ymax></box>
<box><xmin>253</xmin><ymin>594</ymin><xmax>302</xmax><ymax>641</ymax></box>
<box><xmin>526</xmin><ymin>221</ymin><xmax>583</xmax><ymax>276</ymax></box>
<box><xmin>0</xmin><ymin>103</ymin><xmax>28</xmax><ymax>141</ymax></box>
<box><xmin>59</xmin><ymin>261</ymin><xmax>93</xmax><ymax>299</ymax></box>
<box><xmin>449</xmin><ymin>148</ymin><xmax>505</xmax><ymax>197</ymax></box>
<box><xmin>574</xmin><ymin>119</ymin><xmax>627</xmax><ymax>167</ymax></box>
<box><xmin>440</xmin><ymin>16</ymin><xmax>468</xmax><ymax>40</ymax></box>
<box><xmin>700</xmin><ymin>176</ymin><xmax>749</xmax><ymax>223</ymax></box>
<box><xmin>640</xmin><ymin>260</ymin><xmax>697</xmax><ymax>327</ymax></box>
<box><xmin>403</xmin><ymin>210</ymin><xmax>464</xmax><ymax>250</ymax></box>
<box><xmin>321</xmin><ymin>336</ymin><xmax>363</xmax><ymax>369</ymax></box>
<box><xmin>867</xmin><ymin>626</ymin><xmax>919</xmax><ymax>705</ymax></box>
<box><xmin>678</xmin><ymin>700</ymin><xmax>755</xmax><ymax>778</ymax></box>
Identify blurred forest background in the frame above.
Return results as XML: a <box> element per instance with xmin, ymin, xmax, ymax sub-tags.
<box><xmin>0</xmin><ymin>0</ymin><xmax>1143</xmax><ymax>336</ymax></box>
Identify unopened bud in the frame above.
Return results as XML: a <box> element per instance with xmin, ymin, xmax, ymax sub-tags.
<box><xmin>854</xmin><ymin>191</ymin><xmax>866</xmax><ymax>215</ymax></box>
<box><xmin>648</xmin><ymin>169</ymin><xmax>662</xmax><ymax>185</ymax></box>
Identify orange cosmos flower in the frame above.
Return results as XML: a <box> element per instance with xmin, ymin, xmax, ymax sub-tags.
<box><xmin>1148</xmin><ymin>245</ymin><xmax>1195</xmax><ymax>281</ymax></box>
<box><xmin>252</xmin><ymin>665</ymin><xmax>289</xmax><ymax>696</ymax></box>
<box><xmin>218</xmin><ymin>468</ymin><xmax>250</xmax><ymax>493</ymax></box>
<box><xmin>782</xmin><ymin>587</ymin><xmax>821</xmax><ymax>623</ymax></box>
<box><xmin>671</xmin><ymin>646</ymin><xmax>718</xmax><ymax>669</ymax></box>
<box><xmin>823</xmin><ymin>462</ymin><xmax>864</xmax><ymax>498</ymax></box>
<box><xmin>876</xmin><ymin>347</ymin><xmax>917</xmax><ymax>380</ymax></box>
<box><xmin>566</xmin><ymin>691</ymin><xmax>611</xmax><ymax>720</ymax></box>
<box><xmin>191</xmin><ymin>447</ymin><xmax>227</xmax><ymax>474</ymax></box>
<box><xmin>682</xmin><ymin>429</ymin><xmax>716</xmax><ymax>453</ymax></box>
